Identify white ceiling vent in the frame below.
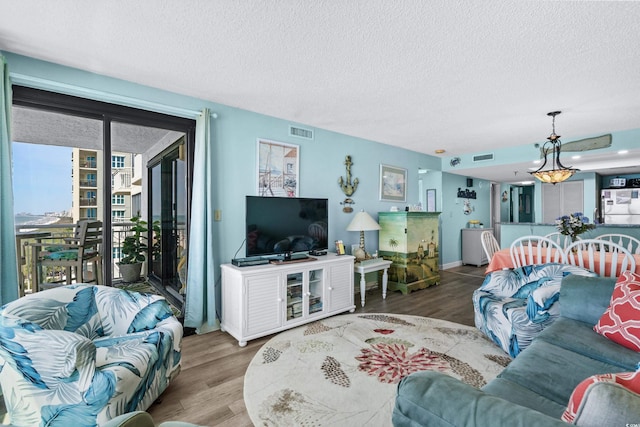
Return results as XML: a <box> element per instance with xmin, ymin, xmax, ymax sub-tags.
<box><xmin>473</xmin><ymin>153</ymin><xmax>494</xmax><ymax>162</ymax></box>
<box><xmin>289</xmin><ymin>125</ymin><xmax>314</xmax><ymax>140</ymax></box>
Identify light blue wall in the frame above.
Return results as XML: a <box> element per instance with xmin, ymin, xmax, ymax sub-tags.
<box><xmin>440</xmin><ymin>173</ymin><xmax>491</xmax><ymax>267</ymax></box>
<box><xmin>6</xmin><ymin>51</ymin><xmax>638</xmax><ymax>270</ymax></box>
<box><xmin>2</xmin><ymin>51</ymin><xmax>442</xmax><ymax>266</ymax></box>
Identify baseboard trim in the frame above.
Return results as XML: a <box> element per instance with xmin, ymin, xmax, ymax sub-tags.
<box><xmin>442</xmin><ymin>260</ymin><xmax>463</xmax><ymax>270</ymax></box>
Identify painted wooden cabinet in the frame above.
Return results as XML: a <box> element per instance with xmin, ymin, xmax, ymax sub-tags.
<box><xmin>221</xmin><ymin>253</ymin><xmax>355</xmax><ymax>346</ymax></box>
<box><xmin>378</xmin><ymin>212</ymin><xmax>440</xmax><ymax>294</ymax></box>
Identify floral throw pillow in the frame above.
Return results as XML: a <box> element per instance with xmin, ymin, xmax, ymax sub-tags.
<box><xmin>561</xmin><ymin>369</ymin><xmax>640</xmax><ymax>424</ymax></box>
<box><xmin>593</xmin><ymin>271</ymin><xmax>640</xmax><ymax>351</ymax></box>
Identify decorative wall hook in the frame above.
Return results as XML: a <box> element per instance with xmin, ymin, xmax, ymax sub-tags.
<box><xmin>338</xmin><ymin>155</ymin><xmax>359</xmax><ymax>197</ymax></box>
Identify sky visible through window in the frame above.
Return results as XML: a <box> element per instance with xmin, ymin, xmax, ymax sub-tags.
<box><xmin>12</xmin><ymin>141</ymin><xmax>72</xmax><ymax>216</ymax></box>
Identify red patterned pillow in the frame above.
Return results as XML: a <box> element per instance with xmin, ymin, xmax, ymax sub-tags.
<box><xmin>593</xmin><ymin>271</ymin><xmax>640</xmax><ymax>351</ymax></box>
<box><xmin>561</xmin><ymin>369</ymin><xmax>640</xmax><ymax>423</ymax></box>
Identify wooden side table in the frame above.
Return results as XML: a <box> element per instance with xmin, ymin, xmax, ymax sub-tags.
<box><xmin>354</xmin><ymin>259</ymin><xmax>392</xmax><ymax>307</ymax></box>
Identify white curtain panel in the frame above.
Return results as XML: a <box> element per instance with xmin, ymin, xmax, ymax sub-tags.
<box><xmin>0</xmin><ymin>54</ymin><xmax>19</xmax><ymax>304</ymax></box>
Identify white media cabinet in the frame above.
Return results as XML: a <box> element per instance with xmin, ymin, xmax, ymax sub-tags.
<box><xmin>221</xmin><ymin>253</ymin><xmax>355</xmax><ymax>346</ymax></box>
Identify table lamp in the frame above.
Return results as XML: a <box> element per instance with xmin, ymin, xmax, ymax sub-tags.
<box><xmin>346</xmin><ymin>210</ymin><xmax>381</xmax><ymax>261</ymax></box>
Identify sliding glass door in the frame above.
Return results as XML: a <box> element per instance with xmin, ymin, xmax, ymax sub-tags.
<box><xmin>12</xmin><ymin>86</ymin><xmax>195</xmax><ymax>309</ymax></box>
<box><xmin>148</xmin><ymin>138</ymin><xmax>188</xmax><ymax>298</ymax></box>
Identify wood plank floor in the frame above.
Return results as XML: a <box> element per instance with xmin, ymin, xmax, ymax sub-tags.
<box><xmin>147</xmin><ymin>264</ymin><xmax>487</xmax><ymax>426</ymax></box>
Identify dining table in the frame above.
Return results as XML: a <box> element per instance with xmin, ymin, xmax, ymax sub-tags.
<box><xmin>485</xmin><ymin>247</ymin><xmax>640</xmax><ymax>276</ymax></box>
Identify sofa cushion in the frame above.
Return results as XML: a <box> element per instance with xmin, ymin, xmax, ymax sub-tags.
<box><xmin>559</xmin><ymin>275</ymin><xmax>617</xmax><ymax>326</ymax></box>
<box><xmin>535</xmin><ymin>318</ymin><xmax>639</xmax><ymax>371</ymax></box>
<box><xmin>481</xmin><ymin>377</ymin><xmax>566</xmax><ymax>418</ymax></box>
<box><xmin>393</xmin><ymin>371</ymin><xmax>568</xmax><ymax>427</ymax></box>
<box><xmin>0</xmin><ymin>285</ymin><xmax>104</xmax><ymax>339</ymax></box>
<box><xmin>594</xmin><ymin>271</ymin><xmax>640</xmax><ymax>352</ymax></box>
<box><xmin>496</xmin><ymin>338</ymin><xmax>628</xmax><ymax>408</ymax></box>
<box><xmin>561</xmin><ymin>368</ymin><xmax>640</xmax><ymax>425</ymax></box>
<box><xmin>94</xmin><ymin>286</ymin><xmax>173</xmax><ymax>337</ymax></box>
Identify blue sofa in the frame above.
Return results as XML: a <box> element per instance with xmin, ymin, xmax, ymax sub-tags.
<box><xmin>393</xmin><ymin>274</ymin><xmax>640</xmax><ymax>426</ymax></box>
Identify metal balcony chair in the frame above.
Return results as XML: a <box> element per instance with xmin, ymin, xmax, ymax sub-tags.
<box><xmin>29</xmin><ymin>220</ymin><xmax>103</xmax><ymax>291</ymax></box>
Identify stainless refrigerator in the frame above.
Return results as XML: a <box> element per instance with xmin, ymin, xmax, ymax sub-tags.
<box><xmin>601</xmin><ymin>189</ymin><xmax>640</xmax><ymax>224</ymax></box>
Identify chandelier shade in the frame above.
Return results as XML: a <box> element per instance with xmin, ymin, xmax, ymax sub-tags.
<box><xmin>530</xmin><ymin>111</ymin><xmax>578</xmax><ymax>185</ymax></box>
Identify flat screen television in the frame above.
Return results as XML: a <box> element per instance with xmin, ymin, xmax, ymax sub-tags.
<box><xmin>246</xmin><ymin>196</ymin><xmax>328</xmax><ymax>257</ymax></box>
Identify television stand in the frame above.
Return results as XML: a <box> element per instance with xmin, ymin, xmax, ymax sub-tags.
<box><xmin>221</xmin><ymin>253</ymin><xmax>356</xmax><ymax>346</ymax></box>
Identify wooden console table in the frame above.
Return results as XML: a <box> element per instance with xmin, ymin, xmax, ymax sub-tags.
<box><xmin>354</xmin><ymin>259</ymin><xmax>392</xmax><ymax>307</ymax></box>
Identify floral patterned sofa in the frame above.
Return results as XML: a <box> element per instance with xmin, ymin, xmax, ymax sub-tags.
<box><xmin>473</xmin><ymin>263</ymin><xmax>596</xmax><ymax>357</ymax></box>
<box><xmin>0</xmin><ymin>284</ymin><xmax>182</xmax><ymax>427</ymax></box>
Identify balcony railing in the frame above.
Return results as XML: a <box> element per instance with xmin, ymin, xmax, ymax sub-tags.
<box><xmin>15</xmin><ymin>221</ymin><xmax>186</xmax><ymax>293</ymax></box>
<box><xmin>80</xmin><ymin>161</ymin><xmax>97</xmax><ymax>168</ymax></box>
<box><xmin>112</xmin><ymin>170</ymin><xmax>133</xmax><ymax>192</ymax></box>
<box><xmin>79</xmin><ymin>180</ymin><xmax>97</xmax><ymax>187</ymax></box>
<box><xmin>79</xmin><ymin>197</ymin><xmax>97</xmax><ymax>206</ymax></box>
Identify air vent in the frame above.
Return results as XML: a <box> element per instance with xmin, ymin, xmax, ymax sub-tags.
<box><xmin>289</xmin><ymin>125</ymin><xmax>314</xmax><ymax>140</ymax></box>
<box><xmin>473</xmin><ymin>153</ymin><xmax>494</xmax><ymax>162</ymax></box>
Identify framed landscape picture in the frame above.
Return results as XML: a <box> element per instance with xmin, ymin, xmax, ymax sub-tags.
<box><xmin>379</xmin><ymin>164</ymin><xmax>407</xmax><ymax>202</ymax></box>
<box><xmin>257</xmin><ymin>139</ymin><xmax>299</xmax><ymax>197</ymax></box>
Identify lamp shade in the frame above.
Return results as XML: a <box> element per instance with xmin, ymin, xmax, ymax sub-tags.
<box><xmin>346</xmin><ymin>210</ymin><xmax>380</xmax><ymax>231</ymax></box>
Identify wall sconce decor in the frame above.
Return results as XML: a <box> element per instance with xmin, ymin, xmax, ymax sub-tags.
<box><xmin>530</xmin><ymin>111</ymin><xmax>579</xmax><ymax>185</ymax></box>
<box><xmin>340</xmin><ymin>198</ymin><xmax>355</xmax><ymax>213</ymax></box>
<box><xmin>339</xmin><ymin>155</ymin><xmax>359</xmax><ymax>212</ymax></box>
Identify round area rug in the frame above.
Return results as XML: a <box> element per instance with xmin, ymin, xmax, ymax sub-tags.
<box><xmin>244</xmin><ymin>313</ymin><xmax>512</xmax><ymax>426</ymax></box>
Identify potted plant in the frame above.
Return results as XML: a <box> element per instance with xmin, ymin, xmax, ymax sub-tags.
<box><xmin>118</xmin><ymin>216</ymin><xmax>148</xmax><ymax>282</ymax></box>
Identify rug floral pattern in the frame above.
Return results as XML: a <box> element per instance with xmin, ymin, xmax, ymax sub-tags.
<box><xmin>244</xmin><ymin>314</ymin><xmax>511</xmax><ymax>426</ymax></box>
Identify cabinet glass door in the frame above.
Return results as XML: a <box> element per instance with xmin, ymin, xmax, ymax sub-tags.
<box><xmin>308</xmin><ymin>268</ymin><xmax>324</xmax><ymax>315</ymax></box>
<box><xmin>286</xmin><ymin>272</ymin><xmax>303</xmax><ymax>321</ymax></box>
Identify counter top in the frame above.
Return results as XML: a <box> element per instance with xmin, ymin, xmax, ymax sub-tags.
<box><xmin>498</xmin><ymin>222</ymin><xmax>640</xmax><ymax>228</ymax></box>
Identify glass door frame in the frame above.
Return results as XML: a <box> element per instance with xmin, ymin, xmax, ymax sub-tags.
<box><xmin>12</xmin><ymin>86</ymin><xmax>196</xmax><ymax>287</ymax></box>
<box><xmin>147</xmin><ymin>138</ymin><xmax>191</xmax><ymax>298</ymax></box>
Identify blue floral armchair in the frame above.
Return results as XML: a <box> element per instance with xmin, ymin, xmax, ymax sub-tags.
<box><xmin>473</xmin><ymin>263</ymin><xmax>595</xmax><ymax>357</ymax></box>
<box><xmin>0</xmin><ymin>284</ymin><xmax>182</xmax><ymax>427</ymax></box>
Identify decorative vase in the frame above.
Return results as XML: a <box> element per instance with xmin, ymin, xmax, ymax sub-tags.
<box><xmin>570</xmin><ymin>235</ymin><xmax>578</xmax><ymax>253</ymax></box>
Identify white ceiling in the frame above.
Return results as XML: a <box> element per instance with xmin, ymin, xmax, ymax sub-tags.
<box><xmin>2</xmin><ymin>1</ymin><xmax>640</xmax><ymax>183</ymax></box>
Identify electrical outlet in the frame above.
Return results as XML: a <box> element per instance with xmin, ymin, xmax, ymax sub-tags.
<box><xmin>214</xmin><ymin>209</ymin><xmax>222</xmax><ymax>221</ymax></box>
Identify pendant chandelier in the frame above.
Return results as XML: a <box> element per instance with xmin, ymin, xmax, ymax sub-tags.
<box><xmin>530</xmin><ymin>111</ymin><xmax>579</xmax><ymax>185</ymax></box>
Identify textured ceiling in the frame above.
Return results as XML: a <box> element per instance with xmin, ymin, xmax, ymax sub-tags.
<box><xmin>1</xmin><ymin>1</ymin><xmax>640</xmax><ymax>182</ymax></box>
